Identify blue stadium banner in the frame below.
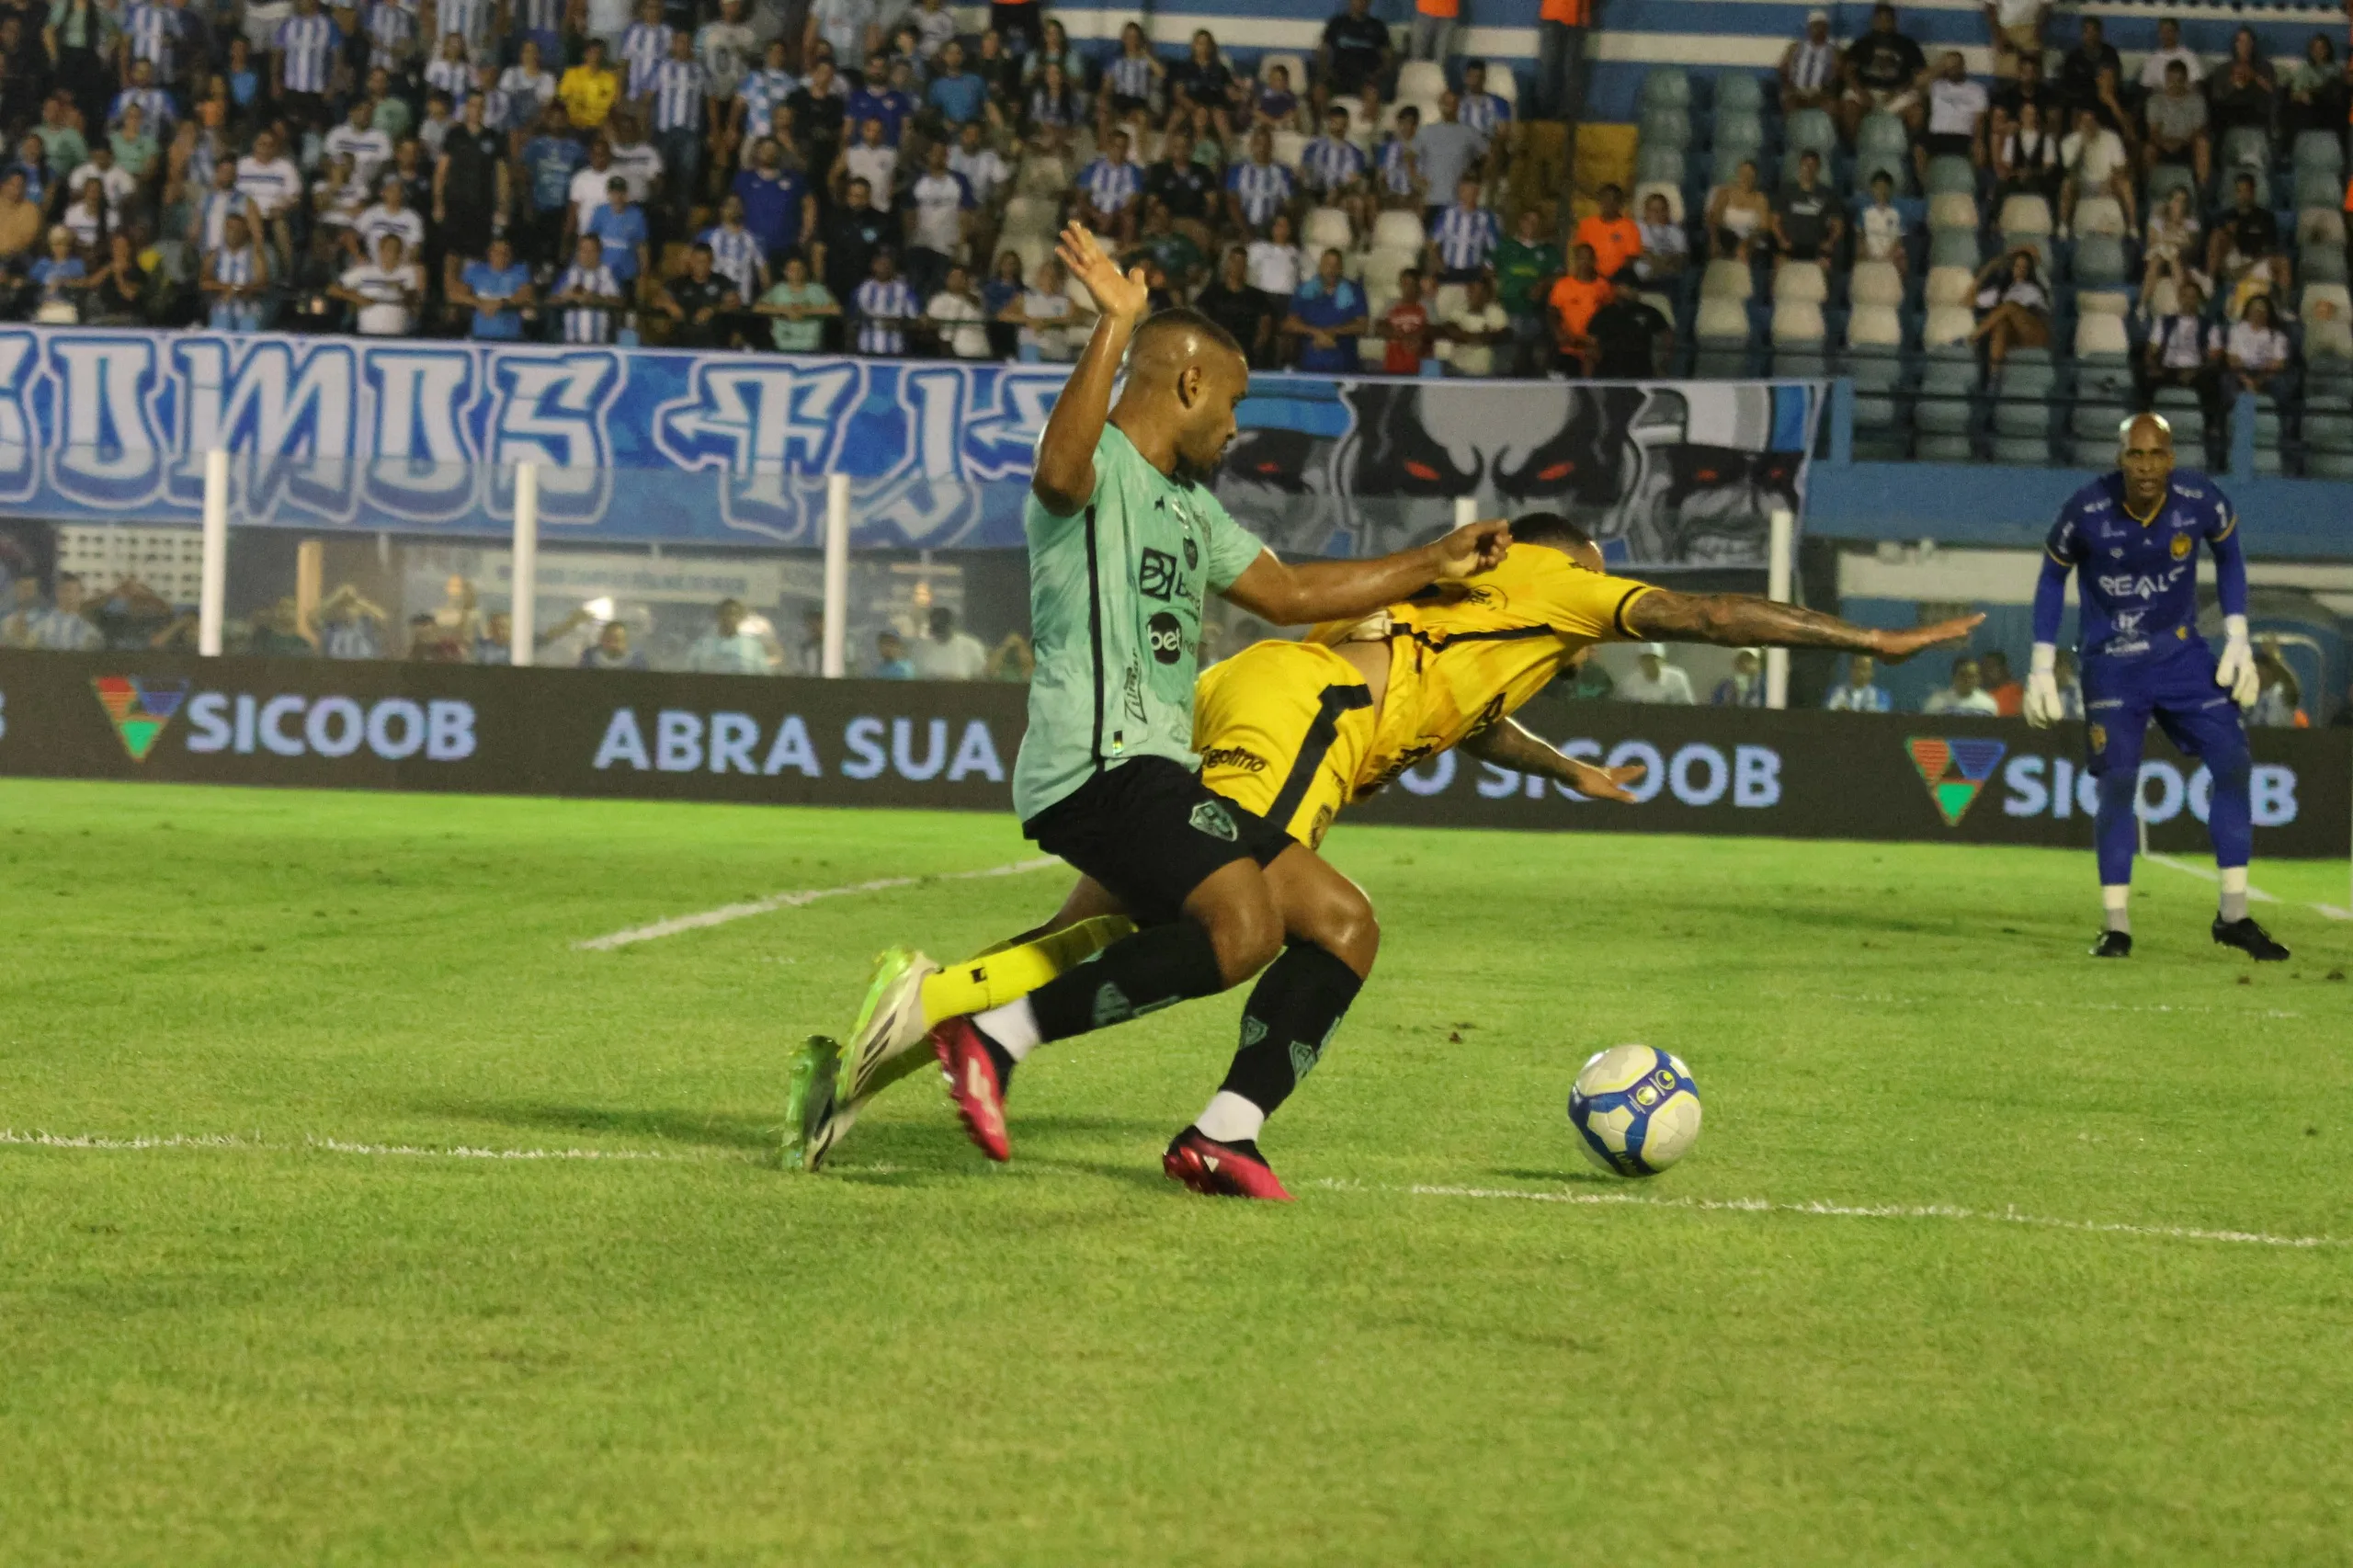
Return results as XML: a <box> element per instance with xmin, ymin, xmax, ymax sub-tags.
<box><xmin>0</xmin><ymin>326</ymin><xmax>1819</xmax><ymax>564</ymax></box>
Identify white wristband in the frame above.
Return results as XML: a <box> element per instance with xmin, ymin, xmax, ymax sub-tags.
<box><xmin>2223</xmin><ymin>614</ymin><xmax>2249</xmax><ymax>644</ymax></box>
<box><xmin>2030</xmin><ymin>642</ymin><xmax>2056</xmax><ymax>675</ymax></box>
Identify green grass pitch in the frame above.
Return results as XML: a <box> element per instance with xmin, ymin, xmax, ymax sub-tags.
<box><xmin>4</xmin><ymin>778</ymin><xmax>2350</xmax><ymax>1565</ymax></box>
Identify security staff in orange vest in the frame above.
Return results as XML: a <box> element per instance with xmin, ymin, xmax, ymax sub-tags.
<box><xmin>1539</xmin><ymin>0</ymin><xmax>1596</xmax><ymax>125</ymax></box>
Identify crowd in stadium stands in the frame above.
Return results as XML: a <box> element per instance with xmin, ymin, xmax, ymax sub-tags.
<box><xmin>1642</xmin><ymin>4</ymin><xmax>2353</xmax><ymax>473</ymax></box>
<box><xmin>0</xmin><ymin>0</ymin><xmax>1663</xmax><ymax>377</ymax></box>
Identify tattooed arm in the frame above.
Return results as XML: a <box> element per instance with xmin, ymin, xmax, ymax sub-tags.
<box><xmin>1624</xmin><ymin>590</ymin><xmax>1983</xmax><ymax>664</ymax></box>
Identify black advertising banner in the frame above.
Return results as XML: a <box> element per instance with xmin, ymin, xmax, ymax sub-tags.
<box><xmin>2</xmin><ymin>653</ymin><xmax>2346</xmax><ymax>857</ymax></box>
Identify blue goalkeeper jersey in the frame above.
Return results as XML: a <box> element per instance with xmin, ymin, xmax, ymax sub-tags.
<box><xmin>2040</xmin><ymin>470</ymin><xmax>2244</xmax><ymax>662</ymax></box>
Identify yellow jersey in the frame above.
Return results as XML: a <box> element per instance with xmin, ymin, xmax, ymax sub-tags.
<box><xmin>1313</xmin><ymin>542</ymin><xmax>1654</xmax><ymax>800</ymax></box>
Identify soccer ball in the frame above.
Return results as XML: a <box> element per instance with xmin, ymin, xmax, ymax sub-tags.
<box><xmin>1568</xmin><ymin>1044</ymin><xmax>1702</xmax><ymax>1177</ymax></box>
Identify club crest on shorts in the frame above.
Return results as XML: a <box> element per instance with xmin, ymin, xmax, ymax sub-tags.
<box><xmin>2087</xmin><ymin>722</ymin><xmax>2107</xmax><ymax>753</ymax></box>
<box><xmin>1188</xmin><ymin>799</ymin><xmax>1238</xmax><ymax>841</ymax></box>
<box><xmin>2170</xmin><ymin>533</ymin><xmax>2192</xmax><ymax>560</ymax></box>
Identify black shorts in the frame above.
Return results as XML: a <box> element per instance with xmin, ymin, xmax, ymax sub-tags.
<box><xmin>1924</xmin><ymin>131</ymin><xmax>1973</xmax><ymax>159</ymax></box>
<box><xmin>1023</xmin><ymin>755</ymin><xmax>1292</xmax><ymax>926</ymax></box>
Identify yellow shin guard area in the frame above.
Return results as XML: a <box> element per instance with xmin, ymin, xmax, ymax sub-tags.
<box><xmin>917</xmin><ymin>915</ymin><xmax>1140</xmax><ymax>1028</ymax></box>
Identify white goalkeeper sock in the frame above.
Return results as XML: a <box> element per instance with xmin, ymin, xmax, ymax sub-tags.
<box><xmin>2219</xmin><ymin>867</ymin><xmax>2250</xmax><ymax>924</ymax></box>
<box><xmin>2102</xmin><ymin>884</ymin><xmax>2131</xmax><ymax>935</ymax></box>
<box><xmin>1194</xmin><ymin>1090</ymin><xmax>1267</xmax><ymax>1145</ymax></box>
<box><xmin>971</xmin><ymin>996</ymin><xmax>1041</xmax><ymax>1062</ymax></box>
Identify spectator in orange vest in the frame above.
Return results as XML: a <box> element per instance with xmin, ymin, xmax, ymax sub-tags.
<box><xmin>1573</xmin><ymin>182</ymin><xmax>1643</xmax><ymax>278</ymax></box>
<box><xmin>1547</xmin><ymin>241</ymin><xmax>1610</xmax><ymax>372</ymax></box>
<box><xmin>1537</xmin><ymin>0</ymin><xmax>1594</xmax><ymax>125</ymax></box>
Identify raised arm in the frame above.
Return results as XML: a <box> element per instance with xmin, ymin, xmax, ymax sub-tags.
<box><xmin>1219</xmin><ymin>518</ymin><xmax>1511</xmax><ymax>625</ymax></box>
<box><xmin>1030</xmin><ymin>222</ymin><xmax>1148</xmax><ymax>515</ymax></box>
<box><xmin>1626</xmin><ymin>588</ymin><xmax>1983</xmax><ymax>661</ymax></box>
<box><xmin>1461</xmin><ymin>716</ymin><xmax>1647</xmax><ymax>802</ymax></box>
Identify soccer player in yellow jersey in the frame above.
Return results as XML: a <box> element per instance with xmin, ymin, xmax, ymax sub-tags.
<box><xmin>788</xmin><ymin>512</ymin><xmax>1980</xmax><ymax>1193</ymax></box>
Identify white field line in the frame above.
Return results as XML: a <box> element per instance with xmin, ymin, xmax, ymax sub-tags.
<box><xmin>2144</xmin><ymin>852</ymin><xmax>2353</xmax><ymax>921</ymax></box>
<box><xmin>1320</xmin><ymin>1179</ymin><xmax>2350</xmax><ymax>1251</ymax></box>
<box><xmin>574</xmin><ymin>857</ymin><xmax>1063</xmax><ymax>951</ymax></box>
<box><xmin>7</xmin><ymin>1129</ymin><xmax>2340</xmax><ymax>1251</ymax></box>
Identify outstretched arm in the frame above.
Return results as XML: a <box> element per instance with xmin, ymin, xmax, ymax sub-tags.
<box><xmin>1220</xmin><ymin>519</ymin><xmax>1511</xmax><ymax>626</ymax></box>
<box><xmin>1461</xmin><ymin>717</ymin><xmax>1646</xmax><ymax>802</ymax></box>
<box><xmin>1030</xmin><ymin>224</ymin><xmax>1150</xmax><ymax>516</ymax></box>
<box><xmin>1626</xmin><ymin>589</ymin><xmax>1982</xmax><ymax>662</ymax></box>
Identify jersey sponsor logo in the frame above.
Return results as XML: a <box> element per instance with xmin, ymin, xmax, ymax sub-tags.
<box><xmin>2094</xmin><ymin>564</ymin><xmax>2187</xmax><ymax>598</ymax></box>
<box><xmin>90</xmin><ymin>675</ymin><xmax>188</xmax><ymax>760</ymax></box>
<box><xmin>1188</xmin><ymin>798</ymin><xmax>1239</xmax><ymax>841</ymax></box>
<box><xmin>1905</xmin><ymin>735</ymin><xmax>2006</xmax><ymax>826</ymax></box>
<box><xmin>1198</xmin><ymin>744</ymin><xmax>1268</xmax><ymax>774</ymax></box>
<box><xmin>1146</xmin><ymin>611</ymin><xmax>1184</xmax><ymax>665</ymax></box>
<box><xmin>1138</xmin><ymin>547</ymin><xmax>1178</xmax><ymax>601</ymax></box>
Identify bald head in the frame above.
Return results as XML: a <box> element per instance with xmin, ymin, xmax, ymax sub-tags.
<box><xmin>2119</xmin><ymin>412</ymin><xmax>2177</xmax><ymax>510</ymax></box>
<box><xmin>1130</xmin><ymin>307</ymin><xmax>1245</xmax><ymax>376</ymax></box>
<box><xmin>1115</xmin><ymin>308</ymin><xmax>1251</xmax><ymax>479</ymax></box>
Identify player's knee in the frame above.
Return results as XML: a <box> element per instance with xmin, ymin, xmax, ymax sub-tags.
<box><xmin>1197</xmin><ymin>884</ymin><xmax>1284</xmax><ymax>985</ymax></box>
<box><xmin>1312</xmin><ymin>885</ymin><xmax>1381</xmax><ymax>978</ymax></box>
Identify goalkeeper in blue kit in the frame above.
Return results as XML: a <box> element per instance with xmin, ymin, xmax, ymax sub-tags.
<box><xmin>2026</xmin><ymin>413</ymin><xmax>2288</xmax><ymax>960</ymax></box>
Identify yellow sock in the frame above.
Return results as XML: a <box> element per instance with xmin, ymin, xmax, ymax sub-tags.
<box><xmin>918</xmin><ymin>914</ymin><xmax>1139</xmax><ymax>1028</ymax></box>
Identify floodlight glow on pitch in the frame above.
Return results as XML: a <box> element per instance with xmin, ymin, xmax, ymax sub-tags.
<box><xmin>1568</xmin><ymin>1044</ymin><xmax>1703</xmax><ymax>1178</ymax></box>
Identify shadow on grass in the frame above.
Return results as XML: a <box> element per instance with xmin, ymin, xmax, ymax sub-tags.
<box><xmin>412</xmin><ymin>1098</ymin><xmax>779</xmax><ymax>1153</ymax></box>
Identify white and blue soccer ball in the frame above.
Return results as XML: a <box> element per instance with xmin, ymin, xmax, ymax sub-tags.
<box><xmin>1568</xmin><ymin>1044</ymin><xmax>1702</xmax><ymax>1177</ymax></box>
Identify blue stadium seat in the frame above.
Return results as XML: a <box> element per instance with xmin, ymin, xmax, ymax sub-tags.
<box><xmin>1924</xmin><ymin>156</ymin><xmax>1975</xmax><ymax>196</ymax></box>
<box><xmin>1927</xmin><ymin>229</ymin><xmax>1982</xmax><ymax>270</ymax></box>
<box><xmin>2293</xmin><ymin>166</ymin><xmax>2342</xmax><ymax>210</ymax></box>
<box><xmin>1642</xmin><ymin>69</ymin><xmax>1693</xmax><ymax>110</ymax></box>
<box><xmin>1713</xmin><ymin>112</ymin><xmax>1767</xmax><ymax>155</ymax></box>
<box><xmin>2307</xmin><ymin>246</ymin><xmax>2350</xmax><ymax>286</ymax></box>
<box><xmin>1784</xmin><ymin>109</ymin><xmax>1836</xmax><ymax>156</ymax></box>
<box><xmin>2144</xmin><ymin>164</ymin><xmax>2196</xmax><ymax>209</ymax></box>
<box><xmin>1639</xmin><ymin>106</ymin><xmax>1692</xmax><ymax>149</ymax></box>
<box><xmin>1637</xmin><ymin>145</ymin><xmax>1687</xmax><ymax>186</ymax></box>
<box><xmin>1714</xmin><ymin>74</ymin><xmax>1765</xmax><ymax>114</ymax></box>
<box><xmin>2072</xmin><ymin>235</ymin><xmax>2128</xmax><ymax>286</ymax></box>
<box><xmin>2294</xmin><ymin>131</ymin><xmax>2346</xmax><ymax>176</ymax></box>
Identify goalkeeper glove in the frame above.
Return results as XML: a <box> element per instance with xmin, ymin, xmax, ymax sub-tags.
<box><xmin>2023</xmin><ymin>642</ymin><xmax>2064</xmax><ymax>728</ymax></box>
<box><xmin>2214</xmin><ymin>614</ymin><xmax>2260</xmax><ymax>709</ymax></box>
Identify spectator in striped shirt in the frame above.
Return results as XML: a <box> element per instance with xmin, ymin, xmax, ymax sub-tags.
<box><xmin>203</xmin><ymin>210</ymin><xmax>272</xmax><ymax>329</ymax></box>
<box><xmin>1023</xmin><ymin>58</ymin><xmax>1081</xmax><ymax>152</ymax></box>
<box><xmin>1300</xmin><ymin>107</ymin><xmax>1367</xmax><ymax>199</ymax></box>
<box><xmin>1459</xmin><ymin>61</ymin><xmax>1513</xmax><ymax>138</ymax></box>
<box><xmin>551</xmin><ymin>233</ymin><xmax>625</xmax><ymax>341</ymax></box>
<box><xmin>1780</xmin><ymin>11</ymin><xmax>1840</xmax><ymax>113</ymax></box>
<box><xmin>1427</xmin><ymin>182</ymin><xmax>1498</xmax><ymax>282</ymax></box>
<box><xmin>1076</xmin><ymin>127</ymin><xmax>1142</xmax><ymax>244</ymax></box>
<box><xmin>699</xmin><ymin>193</ymin><xmax>768</xmax><ymax>301</ymax></box>
<box><xmin>733</xmin><ymin>40</ymin><xmax>796</xmax><ymax>153</ymax></box>
<box><xmin>424</xmin><ymin>32</ymin><xmax>473</xmax><ymax>107</ymax></box>
<box><xmin>438</xmin><ymin>0</ymin><xmax>498</xmax><ymax>56</ymax></box>
<box><xmin>645</xmin><ymin>30</ymin><xmax>710</xmax><ymax>224</ymax></box>
<box><xmin>1097</xmin><ymin>20</ymin><xmax>1159</xmax><ymax>142</ymax></box>
<box><xmin>119</xmin><ymin>1</ymin><xmax>182</xmax><ymax>87</ymax></box>
<box><xmin>500</xmin><ymin>40</ymin><xmax>560</xmax><ymax>133</ymax></box>
<box><xmin>1225</xmin><ymin>127</ymin><xmax>1293</xmax><ymax>234</ymax></box>
<box><xmin>361</xmin><ymin>0</ymin><xmax>417</xmax><ymax>74</ymax></box>
<box><xmin>851</xmin><ymin>248</ymin><xmax>919</xmax><ymax>355</ymax></box>
<box><xmin>620</xmin><ymin>0</ymin><xmax>673</xmax><ymax>99</ymax></box>
<box><xmin>271</xmin><ymin>0</ymin><xmax>343</xmax><ymax>126</ymax></box>
<box><xmin>108</xmin><ymin>61</ymin><xmax>175</xmax><ymax>134</ymax></box>
<box><xmin>1373</xmin><ymin>106</ymin><xmax>1425</xmax><ymax>208</ymax></box>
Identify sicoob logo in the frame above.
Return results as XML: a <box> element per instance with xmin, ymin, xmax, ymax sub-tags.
<box><xmin>1906</xmin><ymin>736</ymin><xmax>2007</xmax><ymax>826</ymax></box>
<box><xmin>92</xmin><ymin>676</ymin><xmax>188</xmax><ymax>761</ymax></box>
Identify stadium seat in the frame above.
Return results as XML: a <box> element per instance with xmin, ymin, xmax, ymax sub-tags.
<box><xmin>2143</xmin><ymin>275</ymin><xmax>2181</xmax><ymax>316</ymax></box>
<box><xmin>2300</xmin><ymin>208</ymin><xmax>2347</xmax><ymax>248</ymax></box>
<box><xmin>2076</xmin><ymin>289</ymin><xmax>2130</xmax><ymax>318</ymax></box>
<box><xmin>2073</xmin><ymin>236</ymin><xmax>2127</xmax><ymax>286</ymax></box>
<box><xmin>1634</xmin><ymin>181</ymin><xmax>1686</xmax><ymax>223</ymax></box>
<box><xmin>1927</xmin><ymin>192</ymin><xmax>1978</xmax><ymax>232</ymax></box>
<box><xmin>1715</xmin><ymin>74</ymin><xmax>1765</xmax><ymax>113</ymax></box>
<box><xmin>1998</xmin><ymin>194</ymin><xmax>2053</xmax><ymax>236</ymax></box>
<box><xmin>2074</xmin><ymin>312</ymin><xmax>2131</xmax><ymax>358</ymax></box>
<box><xmin>2218</xmin><ymin>126</ymin><xmax>2269</xmax><ymax>173</ymax></box>
<box><xmin>1636</xmin><ymin>145</ymin><xmax>1687</xmax><ymax>186</ymax></box>
<box><xmin>1924</xmin><ymin>265</ymin><xmax>1976</xmax><ymax>308</ymax></box>
<box><xmin>2293</xmin><ymin>167</ymin><xmax>2342</xmax><ymax>211</ymax></box>
<box><xmin>1488</xmin><ymin>64</ymin><xmax>1519</xmax><ymax>106</ymax></box>
<box><xmin>1772</xmin><ymin>261</ymin><xmax>1827</xmax><ymax>304</ymax></box>
<box><xmin>1701</xmin><ymin>257</ymin><xmax>1754</xmax><ymax>300</ymax></box>
<box><xmin>1924</xmin><ymin>156</ymin><xmax>1975</xmax><ymax>196</ymax></box>
<box><xmin>1271</xmin><ymin>130</ymin><xmax>1308</xmax><ymax>169</ymax></box>
<box><xmin>1852</xmin><ymin>392</ymin><xmax>1901</xmax><ymax>432</ymax></box>
<box><xmin>1852</xmin><ymin>152</ymin><xmax>1911</xmax><ymax>196</ymax></box>
<box><xmin>2154</xmin><ymin>387</ymin><xmax>2205</xmax><ymax>442</ymax></box>
<box><xmin>1714</xmin><ymin>112</ymin><xmax>1767</xmax><ymax>155</ymax></box>
<box><xmin>1002</xmin><ymin>195</ymin><xmax>1060</xmax><ymax>242</ymax></box>
<box><xmin>1401</xmin><ymin>61</ymin><xmax>1449</xmax><ymax>102</ymax></box>
<box><xmin>2073</xmin><ymin>195</ymin><xmax>2126</xmax><ymax>238</ymax></box>
<box><xmin>1993</xmin><ymin>434</ymin><xmax>2052</xmax><ymax>464</ymax></box>
<box><xmin>2302</xmin><ymin>282</ymin><xmax>2352</xmax><ymax>325</ymax></box>
<box><xmin>1371</xmin><ymin>210</ymin><xmax>1426</xmax><ymax>252</ymax></box>
<box><xmin>1017</xmin><ymin>154</ymin><xmax>1068</xmax><ymax>198</ymax></box>
<box><xmin>1999</xmin><ymin>347</ymin><xmax>2056</xmax><ymax>398</ymax></box>
<box><xmin>1785</xmin><ymin>108</ymin><xmax>1836</xmax><ymax>156</ymax></box>
<box><xmin>2072</xmin><ymin>400</ymin><xmax>2128</xmax><ymax>440</ymax></box>
<box><xmin>1927</xmin><ymin>230</ymin><xmax>1982</xmax><ymax>270</ymax></box>
<box><xmin>2002</xmin><ymin>233</ymin><xmax>2053</xmax><ymax>274</ymax></box>
<box><xmin>2294</xmin><ymin>130</ymin><xmax>2346</xmax><ymax>176</ymax></box>
<box><xmin>1695</xmin><ymin>295</ymin><xmax>1752</xmax><ymax>345</ymax></box>
<box><xmin>2225</xmin><ymin>168</ymin><xmax>2273</xmax><ymax>208</ymax></box>
<box><xmin>1639</xmin><ymin>106</ymin><xmax>1691</xmax><ymax>149</ymax></box>
<box><xmin>1848</xmin><ymin>260</ymin><xmax>1904</xmax><ymax>309</ymax></box>
<box><xmin>1771</xmin><ymin>300</ymin><xmax>1826</xmax><ymax>345</ymax></box>
<box><xmin>1259</xmin><ymin>52</ymin><xmax>1309</xmax><ymax>95</ymax></box>
<box><xmin>1923</xmin><ymin>304</ymin><xmax>1974</xmax><ymax>347</ymax></box>
<box><xmin>1710</xmin><ymin>147</ymin><xmax>1763</xmax><ymax>187</ymax></box>
<box><xmin>1639</xmin><ymin>67</ymin><xmax>1690</xmax><ymax>109</ymax></box>
<box><xmin>2144</xmin><ymin>164</ymin><xmax>2195</xmax><ymax>208</ymax></box>
<box><xmin>1303</xmin><ymin>206</ymin><xmax>1353</xmax><ymax>252</ymax></box>
<box><xmin>2306</xmin><ymin>402</ymin><xmax>2353</xmax><ymax>452</ymax></box>
<box><xmin>1847</xmin><ymin>305</ymin><xmax>1904</xmax><ymax>351</ymax></box>
<box><xmin>1360</xmin><ymin>246</ymin><xmax>1417</xmax><ymax>295</ymax></box>
<box><xmin>1857</xmin><ymin>114</ymin><xmax>1910</xmax><ymax>159</ymax></box>
<box><xmin>2307</xmin><ymin>247</ymin><xmax>2350</xmax><ymax>286</ymax></box>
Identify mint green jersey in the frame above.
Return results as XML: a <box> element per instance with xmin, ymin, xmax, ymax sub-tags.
<box><xmin>1012</xmin><ymin>424</ymin><xmax>1268</xmax><ymax>821</ymax></box>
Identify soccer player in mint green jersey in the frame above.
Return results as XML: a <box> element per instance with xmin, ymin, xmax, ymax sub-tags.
<box><xmin>838</xmin><ymin>224</ymin><xmax>1509</xmax><ymax>1199</ymax></box>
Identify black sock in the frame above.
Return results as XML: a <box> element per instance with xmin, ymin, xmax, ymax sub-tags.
<box><xmin>1218</xmin><ymin>941</ymin><xmax>1363</xmax><ymax>1121</ymax></box>
<box><xmin>1026</xmin><ymin>919</ymin><xmax>1227</xmax><ymax>1045</ymax></box>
